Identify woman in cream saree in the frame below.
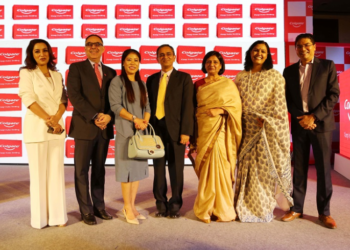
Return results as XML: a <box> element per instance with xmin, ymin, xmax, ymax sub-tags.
<box><xmin>193</xmin><ymin>51</ymin><xmax>242</xmax><ymax>223</ymax></box>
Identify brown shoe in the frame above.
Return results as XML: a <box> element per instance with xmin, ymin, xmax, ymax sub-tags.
<box><xmin>281</xmin><ymin>211</ymin><xmax>302</xmax><ymax>222</ymax></box>
<box><xmin>319</xmin><ymin>214</ymin><xmax>337</xmax><ymax>229</ymax></box>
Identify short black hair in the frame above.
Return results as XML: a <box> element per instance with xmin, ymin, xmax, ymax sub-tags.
<box><xmin>156</xmin><ymin>44</ymin><xmax>175</xmax><ymax>57</ymax></box>
<box><xmin>201</xmin><ymin>51</ymin><xmax>225</xmax><ymax>75</ymax></box>
<box><xmin>244</xmin><ymin>40</ymin><xmax>273</xmax><ymax>72</ymax></box>
<box><xmin>85</xmin><ymin>34</ymin><xmax>104</xmax><ymax>44</ymax></box>
<box><xmin>295</xmin><ymin>33</ymin><xmax>315</xmax><ymax>47</ymax></box>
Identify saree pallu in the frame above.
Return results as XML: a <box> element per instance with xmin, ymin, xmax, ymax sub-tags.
<box><xmin>193</xmin><ymin>77</ymin><xmax>242</xmax><ymax>222</ymax></box>
<box><xmin>234</xmin><ymin>69</ymin><xmax>293</xmax><ymax>223</ymax></box>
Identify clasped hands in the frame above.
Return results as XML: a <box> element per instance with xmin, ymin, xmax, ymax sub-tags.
<box><xmin>45</xmin><ymin>115</ymin><xmax>63</xmax><ymax>134</ymax></box>
<box><xmin>95</xmin><ymin>113</ymin><xmax>111</xmax><ymax>130</ymax></box>
<box><xmin>297</xmin><ymin>114</ymin><xmax>317</xmax><ymax>130</ymax></box>
<box><xmin>133</xmin><ymin>118</ymin><xmax>148</xmax><ymax>131</ymax></box>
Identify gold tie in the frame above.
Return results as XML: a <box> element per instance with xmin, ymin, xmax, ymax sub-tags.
<box><xmin>155</xmin><ymin>73</ymin><xmax>168</xmax><ymax>119</ymax></box>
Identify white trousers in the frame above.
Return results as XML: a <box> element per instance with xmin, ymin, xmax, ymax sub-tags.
<box><xmin>25</xmin><ymin>139</ymin><xmax>67</xmax><ymax>229</ymax></box>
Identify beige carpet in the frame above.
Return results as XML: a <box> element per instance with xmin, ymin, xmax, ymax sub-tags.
<box><xmin>0</xmin><ymin>165</ymin><xmax>349</xmax><ymax>250</ymax></box>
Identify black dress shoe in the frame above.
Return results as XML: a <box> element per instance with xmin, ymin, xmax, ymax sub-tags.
<box><xmin>81</xmin><ymin>213</ymin><xmax>97</xmax><ymax>225</ymax></box>
<box><xmin>155</xmin><ymin>211</ymin><xmax>168</xmax><ymax>217</ymax></box>
<box><xmin>93</xmin><ymin>208</ymin><xmax>113</xmax><ymax>220</ymax></box>
<box><xmin>169</xmin><ymin>212</ymin><xmax>180</xmax><ymax>219</ymax></box>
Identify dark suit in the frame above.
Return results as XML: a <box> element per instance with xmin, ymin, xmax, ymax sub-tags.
<box><xmin>283</xmin><ymin>57</ymin><xmax>340</xmax><ymax>216</ymax></box>
<box><xmin>67</xmin><ymin>59</ymin><xmax>116</xmax><ymax>214</ymax></box>
<box><xmin>146</xmin><ymin>69</ymin><xmax>194</xmax><ymax>213</ymax></box>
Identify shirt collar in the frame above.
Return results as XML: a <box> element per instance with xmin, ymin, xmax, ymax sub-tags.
<box><xmin>299</xmin><ymin>57</ymin><xmax>314</xmax><ymax>67</ymax></box>
<box><xmin>89</xmin><ymin>59</ymin><xmax>101</xmax><ymax>68</ymax></box>
<box><xmin>161</xmin><ymin>68</ymin><xmax>174</xmax><ymax>78</ymax></box>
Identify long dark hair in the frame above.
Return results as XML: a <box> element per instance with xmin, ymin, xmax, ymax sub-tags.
<box><xmin>20</xmin><ymin>39</ymin><xmax>57</xmax><ymax>71</ymax></box>
<box><xmin>244</xmin><ymin>40</ymin><xmax>273</xmax><ymax>71</ymax></box>
<box><xmin>121</xmin><ymin>49</ymin><xmax>147</xmax><ymax>108</ymax></box>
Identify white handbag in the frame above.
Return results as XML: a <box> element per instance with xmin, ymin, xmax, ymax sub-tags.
<box><xmin>128</xmin><ymin>124</ymin><xmax>165</xmax><ymax>159</ymax></box>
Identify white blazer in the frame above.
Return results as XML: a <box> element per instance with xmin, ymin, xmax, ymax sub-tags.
<box><xmin>18</xmin><ymin>67</ymin><xmax>67</xmax><ymax>143</ymax></box>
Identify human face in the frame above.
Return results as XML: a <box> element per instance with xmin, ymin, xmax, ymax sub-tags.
<box><xmin>250</xmin><ymin>43</ymin><xmax>268</xmax><ymax>68</ymax></box>
<box><xmin>157</xmin><ymin>46</ymin><xmax>176</xmax><ymax>71</ymax></box>
<box><xmin>85</xmin><ymin>36</ymin><xmax>105</xmax><ymax>63</ymax></box>
<box><xmin>205</xmin><ymin>55</ymin><xmax>222</xmax><ymax>77</ymax></box>
<box><xmin>33</xmin><ymin>43</ymin><xmax>50</xmax><ymax>67</ymax></box>
<box><xmin>295</xmin><ymin>38</ymin><xmax>316</xmax><ymax>65</ymax></box>
<box><xmin>123</xmin><ymin>52</ymin><xmax>140</xmax><ymax>76</ymax></box>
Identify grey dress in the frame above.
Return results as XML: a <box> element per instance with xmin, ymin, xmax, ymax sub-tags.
<box><xmin>109</xmin><ymin>75</ymin><xmax>151</xmax><ymax>182</ymax></box>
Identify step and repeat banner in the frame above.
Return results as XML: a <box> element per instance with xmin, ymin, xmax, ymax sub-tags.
<box><xmin>0</xmin><ymin>0</ymin><xmax>300</xmax><ymax>164</ymax></box>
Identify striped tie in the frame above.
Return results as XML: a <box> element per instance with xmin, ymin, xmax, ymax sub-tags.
<box><xmin>155</xmin><ymin>73</ymin><xmax>168</xmax><ymax>119</ymax></box>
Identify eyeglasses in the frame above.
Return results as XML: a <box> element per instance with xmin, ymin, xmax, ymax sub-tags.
<box><xmin>158</xmin><ymin>52</ymin><xmax>174</xmax><ymax>58</ymax></box>
<box><xmin>85</xmin><ymin>42</ymin><xmax>103</xmax><ymax>47</ymax></box>
<box><xmin>296</xmin><ymin>44</ymin><xmax>314</xmax><ymax>49</ymax></box>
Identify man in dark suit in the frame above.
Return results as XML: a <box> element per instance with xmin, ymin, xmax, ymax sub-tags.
<box><xmin>146</xmin><ymin>44</ymin><xmax>194</xmax><ymax>218</ymax></box>
<box><xmin>67</xmin><ymin>34</ymin><xmax>116</xmax><ymax>225</ymax></box>
<box><xmin>282</xmin><ymin>33</ymin><xmax>340</xmax><ymax>229</ymax></box>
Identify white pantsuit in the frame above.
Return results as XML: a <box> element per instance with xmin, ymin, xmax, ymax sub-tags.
<box><xmin>19</xmin><ymin>67</ymin><xmax>68</xmax><ymax>229</ymax></box>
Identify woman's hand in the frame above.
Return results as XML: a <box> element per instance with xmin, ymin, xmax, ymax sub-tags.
<box><xmin>134</xmin><ymin>118</ymin><xmax>148</xmax><ymax>130</ymax></box>
<box><xmin>206</xmin><ymin>108</ymin><xmax>224</xmax><ymax>117</ymax></box>
<box><xmin>46</xmin><ymin>115</ymin><xmax>60</xmax><ymax>127</ymax></box>
<box><xmin>52</xmin><ymin>124</ymin><xmax>63</xmax><ymax>134</ymax></box>
<box><xmin>257</xmin><ymin>118</ymin><xmax>264</xmax><ymax>128</ymax></box>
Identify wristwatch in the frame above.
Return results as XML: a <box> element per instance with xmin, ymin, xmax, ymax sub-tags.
<box><xmin>132</xmin><ymin>115</ymin><xmax>136</xmax><ymax>121</ymax></box>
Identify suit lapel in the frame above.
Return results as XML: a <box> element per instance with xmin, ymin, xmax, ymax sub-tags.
<box><xmin>153</xmin><ymin>71</ymin><xmax>161</xmax><ymax>103</ymax></box>
<box><xmin>35</xmin><ymin>67</ymin><xmax>54</xmax><ymax>98</ymax></box>
<box><xmin>84</xmin><ymin>59</ymin><xmax>101</xmax><ymax>92</ymax></box>
<box><xmin>290</xmin><ymin>62</ymin><xmax>303</xmax><ymax>110</ymax></box>
<box><xmin>308</xmin><ymin>57</ymin><xmax>321</xmax><ymax>93</ymax></box>
<box><xmin>166</xmin><ymin>68</ymin><xmax>177</xmax><ymax>100</ymax></box>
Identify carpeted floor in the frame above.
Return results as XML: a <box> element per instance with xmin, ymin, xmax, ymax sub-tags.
<box><xmin>0</xmin><ymin>165</ymin><xmax>349</xmax><ymax>250</ymax></box>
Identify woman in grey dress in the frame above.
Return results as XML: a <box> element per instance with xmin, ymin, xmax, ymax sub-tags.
<box><xmin>109</xmin><ymin>49</ymin><xmax>151</xmax><ymax>225</ymax></box>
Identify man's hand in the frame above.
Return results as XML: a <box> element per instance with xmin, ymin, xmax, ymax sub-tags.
<box><xmin>297</xmin><ymin>114</ymin><xmax>317</xmax><ymax>130</ymax></box>
<box><xmin>95</xmin><ymin>113</ymin><xmax>111</xmax><ymax>130</ymax></box>
<box><xmin>180</xmin><ymin>134</ymin><xmax>190</xmax><ymax>145</ymax></box>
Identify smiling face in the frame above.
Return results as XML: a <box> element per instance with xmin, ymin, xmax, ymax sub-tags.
<box><xmin>33</xmin><ymin>43</ymin><xmax>49</xmax><ymax>67</ymax></box>
<box><xmin>250</xmin><ymin>43</ymin><xmax>268</xmax><ymax>68</ymax></box>
<box><xmin>296</xmin><ymin>38</ymin><xmax>316</xmax><ymax>65</ymax></box>
<box><xmin>123</xmin><ymin>52</ymin><xmax>140</xmax><ymax>76</ymax></box>
<box><xmin>85</xmin><ymin>35</ymin><xmax>105</xmax><ymax>63</ymax></box>
<box><xmin>157</xmin><ymin>46</ymin><xmax>176</xmax><ymax>72</ymax></box>
<box><xmin>205</xmin><ymin>55</ymin><xmax>222</xmax><ymax>77</ymax></box>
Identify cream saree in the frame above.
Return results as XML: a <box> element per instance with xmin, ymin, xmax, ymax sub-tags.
<box><xmin>193</xmin><ymin>77</ymin><xmax>242</xmax><ymax>222</ymax></box>
<box><xmin>234</xmin><ymin>69</ymin><xmax>293</xmax><ymax>223</ymax></box>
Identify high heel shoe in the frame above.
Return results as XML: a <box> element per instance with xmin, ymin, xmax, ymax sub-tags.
<box><xmin>136</xmin><ymin>213</ymin><xmax>146</xmax><ymax>220</ymax></box>
<box><xmin>123</xmin><ymin>209</ymin><xmax>139</xmax><ymax>225</ymax></box>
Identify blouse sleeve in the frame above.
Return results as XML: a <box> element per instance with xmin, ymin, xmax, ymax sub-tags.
<box><xmin>108</xmin><ymin>76</ymin><xmax>124</xmax><ymax>116</ymax></box>
<box><xmin>18</xmin><ymin>69</ymin><xmax>37</xmax><ymax>108</ymax></box>
<box><xmin>144</xmin><ymin>82</ymin><xmax>151</xmax><ymax>113</ymax></box>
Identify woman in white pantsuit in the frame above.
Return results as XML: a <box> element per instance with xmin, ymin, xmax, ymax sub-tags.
<box><xmin>18</xmin><ymin>39</ymin><xmax>68</xmax><ymax>229</ymax></box>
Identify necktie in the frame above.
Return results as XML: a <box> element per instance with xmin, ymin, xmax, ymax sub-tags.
<box><xmin>155</xmin><ymin>73</ymin><xmax>168</xmax><ymax>119</ymax></box>
<box><xmin>94</xmin><ymin>63</ymin><xmax>102</xmax><ymax>88</ymax></box>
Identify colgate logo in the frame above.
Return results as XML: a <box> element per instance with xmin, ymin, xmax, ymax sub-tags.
<box><xmin>255</xmin><ymin>8</ymin><xmax>274</xmax><ymax>13</ymax></box>
<box><xmin>0</xmin><ymin>76</ymin><xmax>19</xmax><ymax>82</ymax></box>
<box><xmin>315</xmin><ymin>51</ymin><xmax>324</xmax><ymax>57</ymax></box>
<box><xmin>346</xmin><ymin>51</ymin><xmax>350</xmax><ymax>56</ymax></box>
<box><xmin>145</xmin><ymin>51</ymin><xmax>157</xmax><ymax>57</ymax></box>
<box><xmin>187</xmin><ymin>8</ymin><xmax>206</xmax><ymax>14</ymax></box>
<box><xmin>17</xmin><ymin>9</ymin><xmax>36</xmax><ymax>15</ymax></box>
<box><xmin>144</xmin><ymin>74</ymin><xmax>151</xmax><ymax>77</ymax></box>
<box><xmin>52</xmin><ymin>9</ymin><xmax>71</xmax><ymax>14</ymax></box>
<box><xmin>220</xmin><ymin>51</ymin><xmax>239</xmax><ymax>58</ymax></box>
<box><xmin>86</xmin><ymin>28</ymin><xmax>105</xmax><ymax>33</ymax></box>
<box><xmin>187</xmin><ymin>27</ymin><xmax>207</xmax><ymax>33</ymax></box>
<box><xmin>344</xmin><ymin>99</ymin><xmax>350</xmax><ymax>110</ymax></box>
<box><xmin>86</xmin><ymin>9</ymin><xmax>104</xmax><ymax>14</ymax></box>
<box><xmin>107</xmin><ymin>51</ymin><xmax>122</xmax><ymax>58</ymax></box>
<box><xmin>221</xmin><ymin>27</ymin><xmax>240</xmax><ymax>32</ymax></box>
<box><xmin>71</xmin><ymin>51</ymin><xmax>86</xmax><ymax>57</ymax></box>
<box><xmin>1</xmin><ymin>99</ymin><xmax>19</xmax><ymax>104</ymax></box>
<box><xmin>0</xmin><ymin>122</ymin><xmax>19</xmax><ymax>128</ymax></box>
<box><xmin>221</xmin><ymin>8</ymin><xmax>240</xmax><ymax>13</ymax></box>
<box><xmin>154</xmin><ymin>28</ymin><xmax>173</xmax><ymax>33</ymax></box>
<box><xmin>70</xmin><ymin>145</ymin><xmax>75</xmax><ymax>148</ymax></box>
<box><xmin>120</xmin><ymin>9</ymin><xmax>138</xmax><ymax>14</ymax></box>
<box><xmin>154</xmin><ymin>8</ymin><xmax>172</xmax><ymax>14</ymax></box>
<box><xmin>308</xmin><ymin>5</ymin><xmax>313</xmax><ymax>10</ymax></box>
<box><xmin>109</xmin><ymin>145</ymin><xmax>115</xmax><ymax>151</ymax></box>
<box><xmin>271</xmin><ymin>53</ymin><xmax>275</xmax><ymax>56</ymax></box>
<box><xmin>255</xmin><ymin>27</ymin><xmax>274</xmax><ymax>32</ymax></box>
<box><xmin>290</xmin><ymin>22</ymin><xmax>304</xmax><ymax>28</ymax></box>
<box><xmin>337</xmin><ymin>71</ymin><xmax>342</xmax><ymax>76</ymax></box>
<box><xmin>0</xmin><ymin>53</ymin><xmax>20</xmax><ymax>59</ymax></box>
<box><xmin>0</xmin><ymin>144</ymin><xmax>20</xmax><ymax>151</ymax></box>
<box><xmin>225</xmin><ymin>75</ymin><xmax>236</xmax><ymax>79</ymax></box>
<box><xmin>17</xmin><ymin>28</ymin><xmax>37</xmax><ymax>34</ymax></box>
<box><xmin>191</xmin><ymin>75</ymin><xmax>202</xmax><ymax>81</ymax></box>
<box><xmin>120</xmin><ymin>28</ymin><xmax>138</xmax><ymax>33</ymax></box>
<box><xmin>52</xmin><ymin>28</ymin><xmax>71</xmax><ymax>33</ymax></box>
<box><xmin>182</xmin><ymin>51</ymin><xmax>203</xmax><ymax>57</ymax></box>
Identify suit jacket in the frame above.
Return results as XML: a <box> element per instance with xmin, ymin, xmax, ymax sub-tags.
<box><xmin>18</xmin><ymin>67</ymin><xmax>67</xmax><ymax>143</ymax></box>
<box><xmin>146</xmin><ymin>68</ymin><xmax>194</xmax><ymax>141</ymax></box>
<box><xmin>283</xmin><ymin>57</ymin><xmax>340</xmax><ymax>133</ymax></box>
<box><xmin>67</xmin><ymin>59</ymin><xmax>116</xmax><ymax>140</ymax></box>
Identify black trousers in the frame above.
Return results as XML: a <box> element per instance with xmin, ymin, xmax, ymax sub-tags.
<box><xmin>291</xmin><ymin>129</ymin><xmax>333</xmax><ymax>215</ymax></box>
<box><xmin>74</xmin><ymin>131</ymin><xmax>110</xmax><ymax>214</ymax></box>
<box><xmin>153</xmin><ymin>118</ymin><xmax>186</xmax><ymax>213</ymax></box>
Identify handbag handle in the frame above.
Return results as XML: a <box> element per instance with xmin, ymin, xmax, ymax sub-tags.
<box><xmin>134</xmin><ymin>123</ymin><xmax>160</xmax><ymax>145</ymax></box>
